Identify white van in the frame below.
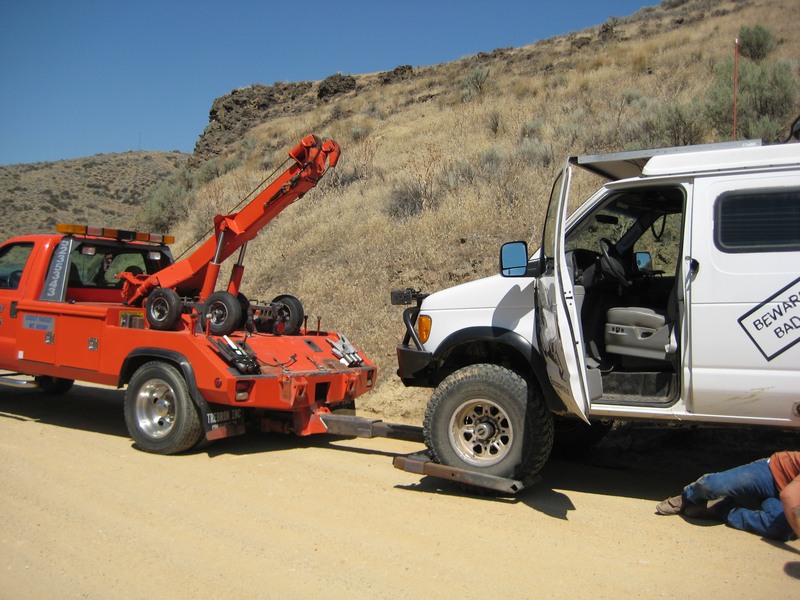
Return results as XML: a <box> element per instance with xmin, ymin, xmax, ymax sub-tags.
<box><xmin>394</xmin><ymin>140</ymin><xmax>800</xmax><ymax>481</ymax></box>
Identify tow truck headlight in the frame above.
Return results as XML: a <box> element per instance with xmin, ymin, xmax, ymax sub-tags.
<box><xmin>417</xmin><ymin>315</ymin><xmax>431</xmax><ymax>344</ymax></box>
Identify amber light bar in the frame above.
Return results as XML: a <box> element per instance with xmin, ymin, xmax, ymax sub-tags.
<box><xmin>56</xmin><ymin>223</ymin><xmax>175</xmax><ymax>245</ymax></box>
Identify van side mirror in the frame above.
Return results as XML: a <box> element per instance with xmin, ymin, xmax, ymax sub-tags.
<box><xmin>635</xmin><ymin>251</ymin><xmax>652</xmax><ymax>271</ymax></box>
<box><xmin>500</xmin><ymin>241</ymin><xmax>529</xmax><ymax>277</ymax></box>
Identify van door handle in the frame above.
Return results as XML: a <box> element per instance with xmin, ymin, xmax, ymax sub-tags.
<box><xmin>686</xmin><ymin>258</ymin><xmax>699</xmax><ymax>276</ymax></box>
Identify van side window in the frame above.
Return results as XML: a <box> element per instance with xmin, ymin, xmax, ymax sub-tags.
<box><xmin>0</xmin><ymin>243</ymin><xmax>34</xmax><ymax>289</ymax></box>
<box><xmin>715</xmin><ymin>189</ymin><xmax>800</xmax><ymax>253</ymax></box>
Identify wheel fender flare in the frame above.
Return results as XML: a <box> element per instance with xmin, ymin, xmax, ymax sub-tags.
<box><xmin>119</xmin><ymin>348</ymin><xmax>209</xmax><ymax>415</ymax></box>
<box><xmin>433</xmin><ymin>326</ymin><xmax>565</xmax><ymax>412</ymax></box>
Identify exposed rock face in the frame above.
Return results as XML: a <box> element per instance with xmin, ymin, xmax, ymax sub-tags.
<box><xmin>317</xmin><ymin>73</ymin><xmax>356</xmax><ymax>99</ymax></box>
<box><xmin>192</xmin><ymin>82</ymin><xmax>314</xmax><ymax>162</ymax></box>
<box><xmin>380</xmin><ymin>65</ymin><xmax>413</xmax><ymax>84</ymax></box>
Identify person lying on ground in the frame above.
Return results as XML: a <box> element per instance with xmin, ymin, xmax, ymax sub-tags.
<box><xmin>655</xmin><ymin>450</ymin><xmax>800</xmax><ymax>542</ymax></box>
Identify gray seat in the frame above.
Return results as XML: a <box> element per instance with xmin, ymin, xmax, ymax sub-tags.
<box><xmin>604</xmin><ymin>280</ymin><xmax>678</xmax><ymax>362</ymax></box>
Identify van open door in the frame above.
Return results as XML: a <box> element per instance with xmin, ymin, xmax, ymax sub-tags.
<box><xmin>535</xmin><ymin>163</ymin><xmax>591</xmax><ymax>422</ymax></box>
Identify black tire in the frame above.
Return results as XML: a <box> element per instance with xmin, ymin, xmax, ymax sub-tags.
<box><xmin>272</xmin><ymin>294</ymin><xmax>304</xmax><ymax>335</ymax></box>
<box><xmin>200</xmin><ymin>291</ymin><xmax>242</xmax><ymax>336</ymax></box>
<box><xmin>35</xmin><ymin>376</ymin><xmax>74</xmax><ymax>395</ymax></box>
<box><xmin>124</xmin><ymin>361</ymin><xmax>203</xmax><ymax>454</ymax></box>
<box><xmin>145</xmin><ymin>288</ymin><xmax>182</xmax><ymax>331</ymax></box>
<box><xmin>424</xmin><ymin>364</ymin><xmax>553</xmax><ymax>480</ymax></box>
<box><xmin>236</xmin><ymin>292</ymin><xmax>250</xmax><ymax>328</ymax></box>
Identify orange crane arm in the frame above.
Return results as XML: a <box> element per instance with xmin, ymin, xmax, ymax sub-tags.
<box><xmin>122</xmin><ymin>135</ymin><xmax>340</xmax><ymax>306</ymax></box>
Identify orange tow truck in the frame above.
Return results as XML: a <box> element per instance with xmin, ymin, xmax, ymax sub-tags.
<box><xmin>0</xmin><ymin>135</ymin><xmax>378</xmax><ymax>454</ymax></box>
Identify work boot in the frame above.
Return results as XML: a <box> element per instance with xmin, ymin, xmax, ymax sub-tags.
<box><xmin>655</xmin><ymin>495</ymin><xmax>685</xmax><ymax>515</ymax></box>
<box><xmin>684</xmin><ymin>497</ymin><xmax>733</xmax><ymax>521</ymax></box>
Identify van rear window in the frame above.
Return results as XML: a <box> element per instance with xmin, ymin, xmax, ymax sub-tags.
<box><xmin>715</xmin><ymin>189</ymin><xmax>800</xmax><ymax>253</ymax></box>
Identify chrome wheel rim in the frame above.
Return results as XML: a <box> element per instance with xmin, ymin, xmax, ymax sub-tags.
<box><xmin>448</xmin><ymin>398</ymin><xmax>513</xmax><ymax>467</ymax></box>
<box><xmin>134</xmin><ymin>379</ymin><xmax>177</xmax><ymax>439</ymax></box>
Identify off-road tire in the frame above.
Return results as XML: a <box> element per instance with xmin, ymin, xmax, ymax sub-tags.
<box><xmin>424</xmin><ymin>364</ymin><xmax>553</xmax><ymax>480</ymax></box>
<box><xmin>124</xmin><ymin>361</ymin><xmax>203</xmax><ymax>454</ymax></box>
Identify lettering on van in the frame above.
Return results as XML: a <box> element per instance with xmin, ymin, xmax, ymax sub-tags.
<box><xmin>738</xmin><ymin>276</ymin><xmax>800</xmax><ymax>361</ymax></box>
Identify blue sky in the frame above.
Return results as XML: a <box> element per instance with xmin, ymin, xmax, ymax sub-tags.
<box><xmin>0</xmin><ymin>0</ymin><xmax>650</xmax><ymax>165</ymax></box>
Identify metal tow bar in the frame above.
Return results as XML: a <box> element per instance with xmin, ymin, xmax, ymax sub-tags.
<box><xmin>392</xmin><ymin>453</ymin><xmax>537</xmax><ymax>495</ymax></box>
<box><xmin>319</xmin><ymin>414</ymin><xmax>538</xmax><ymax>494</ymax></box>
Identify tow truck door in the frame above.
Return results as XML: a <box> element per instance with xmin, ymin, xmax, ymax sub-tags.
<box><xmin>535</xmin><ymin>163</ymin><xmax>590</xmax><ymax>422</ymax></box>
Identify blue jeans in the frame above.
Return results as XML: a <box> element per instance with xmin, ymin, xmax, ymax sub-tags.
<box><xmin>683</xmin><ymin>458</ymin><xmax>794</xmax><ymax>541</ymax></box>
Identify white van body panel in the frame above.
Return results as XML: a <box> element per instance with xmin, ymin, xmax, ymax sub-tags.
<box><xmin>420</xmin><ymin>274</ymin><xmax>537</xmax><ymax>353</ymax></box>
<box><xmin>686</xmin><ymin>169</ymin><xmax>800</xmax><ymax>423</ymax></box>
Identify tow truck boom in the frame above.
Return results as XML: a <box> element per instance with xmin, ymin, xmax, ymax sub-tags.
<box><xmin>122</xmin><ymin>135</ymin><xmax>340</xmax><ymax>307</ymax></box>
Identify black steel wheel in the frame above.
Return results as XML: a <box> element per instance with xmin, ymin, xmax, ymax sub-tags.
<box><xmin>272</xmin><ymin>294</ymin><xmax>304</xmax><ymax>335</ymax></box>
<box><xmin>124</xmin><ymin>361</ymin><xmax>203</xmax><ymax>454</ymax></box>
<box><xmin>145</xmin><ymin>288</ymin><xmax>182</xmax><ymax>331</ymax></box>
<box><xmin>200</xmin><ymin>291</ymin><xmax>242</xmax><ymax>336</ymax></box>
<box><xmin>424</xmin><ymin>364</ymin><xmax>553</xmax><ymax>480</ymax></box>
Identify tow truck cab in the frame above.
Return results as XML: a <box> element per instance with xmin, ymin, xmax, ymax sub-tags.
<box><xmin>0</xmin><ymin>226</ymin><xmax>174</xmax><ymax>371</ymax></box>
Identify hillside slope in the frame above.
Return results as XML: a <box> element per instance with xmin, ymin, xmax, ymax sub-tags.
<box><xmin>2</xmin><ymin>0</ymin><xmax>797</xmax><ymax>413</ymax></box>
<box><xmin>173</xmin><ymin>0</ymin><xmax>797</xmax><ymax>411</ymax></box>
<box><xmin>0</xmin><ymin>151</ymin><xmax>187</xmax><ymax>240</ymax></box>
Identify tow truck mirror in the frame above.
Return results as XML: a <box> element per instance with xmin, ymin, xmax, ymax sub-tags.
<box><xmin>147</xmin><ymin>251</ymin><xmax>162</xmax><ymax>261</ymax></box>
<box><xmin>81</xmin><ymin>246</ymin><xmax>97</xmax><ymax>256</ymax></box>
<box><xmin>500</xmin><ymin>241</ymin><xmax>529</xmax><ymax>277</ymax></box>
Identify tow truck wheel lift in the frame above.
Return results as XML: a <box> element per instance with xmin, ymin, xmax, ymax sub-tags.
<box><xmin>319</xmin><ymin>413</ymin><xmax>539</xmax><ymax>494</ymax></box>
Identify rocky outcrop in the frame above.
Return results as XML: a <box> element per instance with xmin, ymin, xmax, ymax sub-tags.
<box><xmin>192</xmin><ymin>82</ymin><xmax>314</xmax><ymax>162</ymax></box>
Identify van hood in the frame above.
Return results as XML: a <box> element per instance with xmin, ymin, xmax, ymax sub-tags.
<box><xmin>422</xmin><ymin>274</ymin><xmax>537</xmax><ymax>311</ymax></box>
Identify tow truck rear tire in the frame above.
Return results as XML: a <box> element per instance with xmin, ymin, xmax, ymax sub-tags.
<box><xmin>124</xmin><ymin>361</ymin><xmax>203</xmax><ymax>454</ymax></box>
<box><xmin>201</xmin><ymin>291</ymin><xmax>242</xmax><ymax>336</ymax></box>
<box><xmin>424</xmin><ymin>364</ymin><xmax>553</xmax><ymax>481</ymax></box>
<box><xmin>145</xmin><ymin>288</ymin><xmax>182</xmax><ymax>331</ymax></box>
<box><xmin>272</xmin><ymin>294</ymin><xmax>304</xmax><ymax>335</ymax></box>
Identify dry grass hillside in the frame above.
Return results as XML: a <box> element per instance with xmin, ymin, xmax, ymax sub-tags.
<box><xmin>2</xmin><ymin>0</ymin><xmax>797</xmax><ymax>415</ymax></box>
<box><xmin>0</xmin><ymin>151</ymin><xmax>187</xmax><ymax>240</ymax></box>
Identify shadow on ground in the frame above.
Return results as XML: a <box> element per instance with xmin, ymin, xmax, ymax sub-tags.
<box><xmin>2</xmin><ymin>384</ymin><xmax>797</xmax><ymax>509</ymax></box>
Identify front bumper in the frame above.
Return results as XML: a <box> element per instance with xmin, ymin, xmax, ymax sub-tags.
<box><xmin>396</xmin><ymin>343</ymin><xmax>433</xmax><ymax>383</ymax></box>
<box><xmin>396</xmin><ymin>303</ymin><xmax>433</xmax><ymax>384</ymax></box>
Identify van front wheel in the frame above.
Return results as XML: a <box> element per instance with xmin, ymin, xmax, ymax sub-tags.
<box><xmin>423</xmin><ymin>364</ymin><xmax>553</xmax><ymax>481</ymax></box>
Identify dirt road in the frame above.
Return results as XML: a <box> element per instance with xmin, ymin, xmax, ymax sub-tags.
<box><xmin>1</xmin><ymin>383</ymin><xmax>798</xmax><ymax>598</ymax></box>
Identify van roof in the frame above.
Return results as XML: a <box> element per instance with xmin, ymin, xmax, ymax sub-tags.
<box><xmin>643</xmin><ymin>142</ymin><xmax>800</xmax><ymax>177</ymax></box>
<box><xmin>570</xmin><ymin>139</ymin><xmax>785</xmax><ymax>181</ymax></box>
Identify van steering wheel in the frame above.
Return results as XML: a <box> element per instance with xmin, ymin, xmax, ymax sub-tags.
<box><xmin>599</xmin><ymin>238</ymin><xmax>630</xmax><ymax>286</ymax></box>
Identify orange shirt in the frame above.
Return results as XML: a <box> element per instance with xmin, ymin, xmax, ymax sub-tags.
<box><xmin>769</xmin><ymin>451</ymin><xmax>800</xmax><ymax>490</ymax></box>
